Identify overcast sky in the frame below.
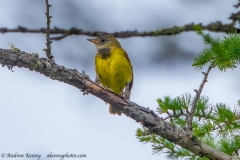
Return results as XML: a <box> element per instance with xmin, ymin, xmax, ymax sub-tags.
<box><xmin>0</xmin><ymin>0</ymin><xmax>239</xmax><ymax>160</ymax></box>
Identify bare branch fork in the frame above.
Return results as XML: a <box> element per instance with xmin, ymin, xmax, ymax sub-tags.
<box><xmin>0</xmin><ymin>48</ymin><xmax>235</xmax><ymax>160</ymax></box>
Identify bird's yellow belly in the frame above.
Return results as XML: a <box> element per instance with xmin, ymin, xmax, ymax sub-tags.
<box><xmin>95</xmin><ymin>53</ymin><xmax>132</xmax><ymax>94</ymax></box>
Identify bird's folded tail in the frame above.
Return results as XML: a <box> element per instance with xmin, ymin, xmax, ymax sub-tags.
<box><xmin>109</xmin><ymin>105</ymin><xmax>121</xmax><ymax>116</ymax></box>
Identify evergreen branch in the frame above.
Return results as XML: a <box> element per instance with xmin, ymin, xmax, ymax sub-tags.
<box><xmin>137</xmin><ymin>128</ymin><xmax>197</xmax><ymax>159</ymax></box>
<box><xmin>213</xmin><ymin>104</ymin><xmax>240</xmax><ymax>136</ymax></box>
<box><xmin>0</xmin><ymin>48</ymin><xmax>235</xmax><ymax>160</ymax></box>
<box><xmin>187</xmin><ymin>66</ymin><xmax>213</xmax><ymax>131</ymax></box>
<box><xmin>43</xmin><ymin>0</ymin><xmax>54</xmax><ymax>63</ymax></box>
<box><xmin>213</xmin><ymin>119</ymin><xmax>240</xmax><ymax>132</ymax></box>
<box><xmin>219</xmin><ymin>137</ymin><xmax>240</xmax><ymax>156</ymax></box>
<box><xmin>0</xmin><ymin>22</ymin><xmax>237</xmax><ymax>40</ymax></box>
<box><xmin>193</xmin><ymin>33</ymin><xmax>240</xmax><ymax>71</ymax></box>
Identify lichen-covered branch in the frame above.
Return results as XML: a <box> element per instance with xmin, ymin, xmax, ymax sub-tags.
<box><xmin>0</xmin><ymin>22</ymin><xmax>238</xmax><ymax>40</ymax></box>
<box><xmin>0</xmin><ymin>48</ymin><xmax>235</xmax><ymax>160</ymax></box>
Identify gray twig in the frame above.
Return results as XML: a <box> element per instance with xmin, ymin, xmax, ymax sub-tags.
<box><xmin>186</xmin><ymin>66</ymin><xmax>213</xmax><ymax>131</ymax></box>
<box><xmin>0</xmin><ymin>22</ymin><xmax>238</xmax><ymax>40</ymax></box>
<box><xmin>43</xmin><ymin>0</ymin><xmax>54</xmax><ymax>63</ymax></box>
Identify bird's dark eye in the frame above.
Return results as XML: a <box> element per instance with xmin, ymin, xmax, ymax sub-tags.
<box><xmin>101</xmin><ymin>38</ymin><xmax>106</xmax><ymax>43</ymax></box>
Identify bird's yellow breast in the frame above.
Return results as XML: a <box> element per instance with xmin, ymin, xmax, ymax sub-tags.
<box><xmin>95</xmin><ymin>47</ymin><xmax>133</xmax><ymax>94</ymax></box>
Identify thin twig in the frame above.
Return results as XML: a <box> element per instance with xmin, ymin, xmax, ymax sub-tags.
<box><xmin>163</xmin><ymin>113</ymin><xmax>188</xmax><ymax>121</ymax></box>
<box><xmin>229</xmin><ymin>11</ymin><xmax>240</xmax><ymax>23</ymax></box>
<box><xmin>0</xmin><ymin>22</ymin><xmax>238</xmax><ymax>40</ymax></box>
<box><xmin>43</xmin><ymin>0</ymin><xmax>54</xmax><ymax>63</ymax></box>
<box><xmin>213</xmin><ymin>112</ymin><xmax>240</xmax><ymax>131</ymax></box>
<box><xmin>186</xmin><ymin>66</ymin><xmax>213</xmax><ymax>131</ymax></box>
<box><xmin>234</xmin><ymin>0</ymin><xmax>240</xmax><ymax>8</ymax></box>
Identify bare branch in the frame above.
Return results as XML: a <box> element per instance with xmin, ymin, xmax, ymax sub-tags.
<box><xmin>187</xmin><ymin>66</ymin><xmax>213</xmax><ymax>131</ymax></box>
<box><xmin>0</xmin><ymin>48</ymin><xmax>235</xmax><ymax>160</ymax></box>
<box><xmin>229</xmin><ymin>11</ymin><xmax>240</xmax><ymax>23</ymax></box>
<box><xmin>43</xmin><ymin>0</ymin><xmax>54</xmax><ymax>63</ymax></box>
<box><xmin>233</xmin><ymin>0</ymin><xmax>240</xmax><ymax>8</ymax></box>
<box><xmin>0</xmin><ymin>22</ymin><xmax>238</xmax><ymax>40</ymax></box>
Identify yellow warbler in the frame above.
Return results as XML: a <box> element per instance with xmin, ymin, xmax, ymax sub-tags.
<box><xmin>87</xmin><ymin>34</ymin><xmax>133</xmax><ymax>116</ymax></box>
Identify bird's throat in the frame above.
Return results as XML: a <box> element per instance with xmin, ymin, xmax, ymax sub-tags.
<box><xmin>97</xmin><ymin>47</ymin><xmax>111</xmax><ymax>59</ymax></box>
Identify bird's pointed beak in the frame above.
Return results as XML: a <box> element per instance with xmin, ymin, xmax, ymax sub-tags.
<box><xmin>87</xmin><ymin>38</ymin><xmax>98</xmax><ymax>44</ymax></box>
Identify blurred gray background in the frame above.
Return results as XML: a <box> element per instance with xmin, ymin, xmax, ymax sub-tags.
<box><xmin>0</xmin><ymin>0</ymin><xmax>239</xmax><ymax>160</ymax></box>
